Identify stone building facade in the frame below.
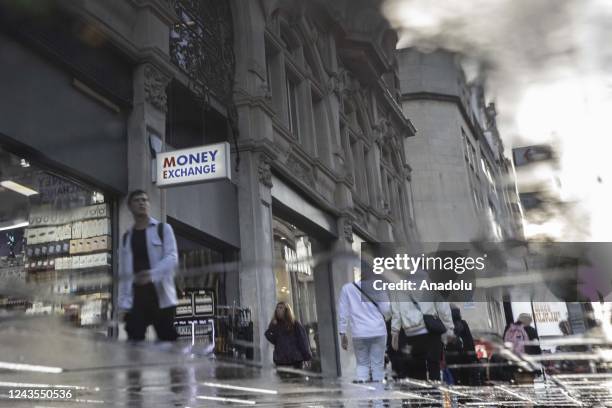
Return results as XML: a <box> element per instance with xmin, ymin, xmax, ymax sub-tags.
<box><xmin>0</xmin><ymin>0</ymin><xmax>418</xmax><ymax>378</ymax></box>
<box><xmin>397</xmin><ymin>48</ymin><xmax>523</xmax><ymax>333</ymax></box>
<box><xmin>234</xmin><ymin>0</ymin><xmax>418</xmax><ymax>376</ymax></box>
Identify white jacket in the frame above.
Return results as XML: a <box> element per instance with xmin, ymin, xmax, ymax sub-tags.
<box><xmin>390</xmin><ymin>300</ymin><xmax>454</xmax><ymax>337</ymax></box>
<box><xmin>338</xmin><ymin>281</ymin><xmax>390</xmax><ymax>338</ymax></box>
<box><xmin>118</xmin><ymin>217</ymin><xmax>178</xmax><ymax>310</ymax></box>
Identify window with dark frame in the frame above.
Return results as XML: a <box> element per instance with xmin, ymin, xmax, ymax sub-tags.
<box><xmin>286</xmin><ymin>76</ymin><xmax>300</xmax><ymax>140</ymax></box>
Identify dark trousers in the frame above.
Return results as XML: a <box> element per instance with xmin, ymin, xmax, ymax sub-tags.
<box><xmin>391</xmin><ymin>330</ymin><xmax>443</xmax><ymax>381</ymax></box>
<box><xmin>125</xmin><ymin>283</ymin><xmax>178</xmax><ymax>341</ymax></box>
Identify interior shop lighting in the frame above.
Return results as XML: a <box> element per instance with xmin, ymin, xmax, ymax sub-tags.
<box><xmin>91</xmin><ymin>191</ymin><xmax>104</xmax><ymax>203</ymax></box>
<box><xmin>0</xmin><ymin>180</ymin><xmax>38</xmax><ymax>196</ymax></box>
<box><xmin>0</xmin><ymin>221</ymin><xmax>29</xmax><ymax>231</ymax></box>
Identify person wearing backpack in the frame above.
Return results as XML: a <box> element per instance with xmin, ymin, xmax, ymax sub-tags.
<box><xmin>118</xmin><ymin>190</ymin><xmax>179</xmax><ymax>341</ymax></box>
<box><xmin>503</xmin><ymin>320</ymin><xmax>529</xmax><ymax>354</ymax></box>
<box><xmin>519</xmin><ymin>313</ymin><xmax>541</xmax><ymax>355</ymax></box>
<box><xmin>503</xmin><ymin>313</ymin><xmax>541</xmax><ymax>355</ymax></box>
<box><xmin>337</xmin><ymin>279</ymin><xmax>391</xmax><ymax>383</ymax></box>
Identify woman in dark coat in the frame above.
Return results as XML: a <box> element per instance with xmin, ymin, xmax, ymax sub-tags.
<box><xmin>265</xmin><ymin>302</ymin><xmax>312</xmax><ymax>369</ymax></box>
<box><xmin>446</xmin><ymin>306</ymin><xmax>479</xmax><ymax>385</ymax></box>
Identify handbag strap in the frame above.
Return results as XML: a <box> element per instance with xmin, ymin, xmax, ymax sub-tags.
<box><xmin>353</xmin><ymin>282</ymin><xmax>385</xmax><ymax>319</ymax></box>
<box><xmin>409</xmin><ymin>295</ymin><xmax>439</xmax><ymax>318</ymax></box>
<box><xmin>408</xmin><ymin>294</ymin><xmax>421</xmax><ymax>311</ymax></box>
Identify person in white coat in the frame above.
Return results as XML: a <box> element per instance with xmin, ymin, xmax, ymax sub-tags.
<box><xmin>338</xmin><ymin>279</ymin><xmax>390</xmax><ymax>382</ymax></box>
<box><xmin>390</xmin><ymin>295</ymin><xmax>454</xmax><ymax>380</ymax></box>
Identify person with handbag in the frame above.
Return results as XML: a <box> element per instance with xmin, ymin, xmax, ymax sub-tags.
<box><xmin>264</xmin><ymin>302</ymin><xmax>312</xmax><ymax>369</ymax></box>
<box><xmin>390</xmin><ymin>293</ymin><xmax>454</xmax><ymax>381</ymax></box>
<box><xmin>337</xmin><ymin>279</ymin><xmax>391</xmax><ymax>383</ymax></box>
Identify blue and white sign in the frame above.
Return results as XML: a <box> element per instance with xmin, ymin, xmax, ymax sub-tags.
<box><xmin>156</xmin><ymin>142</ymin><xmax>231</xmax><ymax>187</ymax></box>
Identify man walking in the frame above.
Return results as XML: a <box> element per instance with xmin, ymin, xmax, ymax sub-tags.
<box><xmin>338</xmin><ymin>279</ymin><xmax>390</xmax><ymax>383</ymax></box>
<box><xmin>118</xmin><ymin>190</ymin><xmax>179</xmax><ymax>341</ymax></box>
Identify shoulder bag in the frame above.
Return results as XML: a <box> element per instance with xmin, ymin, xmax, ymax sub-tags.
<box><xmin>410</xmin><ymin>296</ymin><xmax>447</xmax><ymax>335</ymax></box>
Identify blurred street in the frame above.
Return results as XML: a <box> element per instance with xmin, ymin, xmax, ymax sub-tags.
<box><xmin>1</xmin><ymin>317</ymin><xmax>611</xmax><ymax>407</ymax></box>
<box><xmin>2</xmin><ymin>0</ymin><xmax>612</xmax><ymax>406</ymax></box>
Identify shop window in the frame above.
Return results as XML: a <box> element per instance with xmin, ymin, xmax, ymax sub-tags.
<box><xmin>273</xmin><ymin>217</ymin><xmax>320</xmax><ymax>372</ymax></box>
<box><xmin>169</xmin><ymin>222</ymin><xmax>247</xmax><ymax>358</ymax></box>
<box><xmin>174</xmin><ymin>234</ymin><xmax>226</xmax><ymax>302</ymax></box>
<box><xmin>0</xmin><ymin>147</ymin><xmax>113</xmax><ymax>332</ymax></box>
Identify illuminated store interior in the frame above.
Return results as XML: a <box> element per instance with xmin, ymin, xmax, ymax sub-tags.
<box><xmin>0</xmin><ymin>147</ymin><xmax>112</xmax><ymax>332</ymax></box>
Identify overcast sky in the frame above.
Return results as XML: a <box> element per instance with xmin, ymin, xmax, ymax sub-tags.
<box><xmin>383</xmin><ymin>0</ymin><xmax>612</xmax><ymax>241</ymax></box>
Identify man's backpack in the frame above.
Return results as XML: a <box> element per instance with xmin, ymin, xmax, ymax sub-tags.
<box><xmin>504</xmin><ymin>323</ymin><xmax>528</xmax><ymax>354</ymax></box>
<box><xmin>122</xmin><ymin>223</ymin><xmax>164</xmax><ymax>248</ymax></box>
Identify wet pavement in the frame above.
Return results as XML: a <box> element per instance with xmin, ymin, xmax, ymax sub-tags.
<box><xmin>1</xmin><ymin>318</ymin><xmax>612</xmax><ymax>407</ymax></box>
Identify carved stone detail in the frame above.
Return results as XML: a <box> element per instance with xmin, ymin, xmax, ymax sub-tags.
<box><xmin>258</xmin><ymin>154</ymin><xmax>273</xmax><ymax>188</ymax></box>
<box><xmin>343</xmin><ymin>220</ymin><xmax>354</xmax><ymax>243</ymax></box>
<box><xmin>258</xmin><ymin>83</ymin><xmax>273</xmax><ymax>101</ymax></box>
<box><xmin>143</xmin><ymin>64</ymin><xmax>171</xmax><ymax>113</ymax></box>
<box><xmin>329</xmin><ymin>68</ymin><xmax>349</xmax><ymax>96</ymax></box>
<box><xmin>373</xmin><ymin>117</ymin><xmax>391</xmax><ymax>146</ymax></box>
<box><xmin>353</xmin><ymin>209</ymin><xmax>368</xmax><ymax>229</ymax></box>
<box><xmin>286</xmin><ymin>154</ymin><xmax>314</xmax><ymax>186</ymax></box>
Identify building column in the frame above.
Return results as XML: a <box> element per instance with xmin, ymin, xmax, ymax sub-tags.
<box><xmin>231</xmin><ymin>0</ymin><xmax>278</xmax><ymax>367</ymax></box>
<box><xmin>115</xmin><ymin>62</ymin><xmax>170</xmax><ymax>340</ymax></box>
<box><xmin>329</xmin><ymin>216</ymin><xmax>359</xmax><ymax>379</ymax></box>
<box><xmin>122</xmin><ymin>63</ymin><xmax>170</xmax><ymax>229</ymax></box>
<box><xmin>120</xmin><ymin>0</ymin><xmax>174</xmax><ymax>230</ymax></box>
<box><xmin>237</xmin><ymin>151</ymin><xmax>276</xmax><ymax>366</ymax></box>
